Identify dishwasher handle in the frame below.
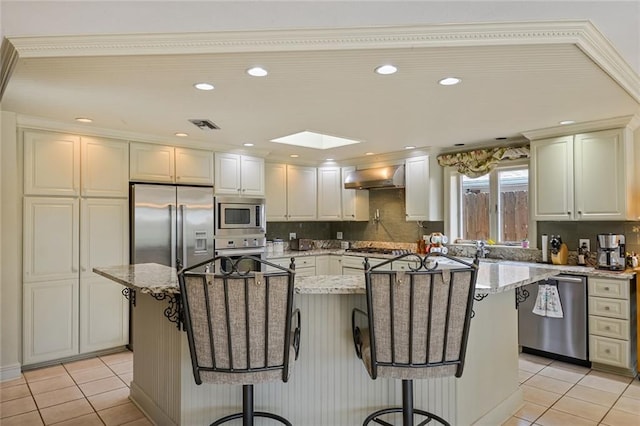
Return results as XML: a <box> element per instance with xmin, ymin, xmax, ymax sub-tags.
<box><xmin>547</xmin><ymin>275</ymin><xmax>585</xmax><ymax>284</ymax></box>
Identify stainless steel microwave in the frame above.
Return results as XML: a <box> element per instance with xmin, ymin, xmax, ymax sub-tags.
<box><xmin>215</xmin><ymin>196</ymin><xmax>266</xmax><ymax>236</ymax></box>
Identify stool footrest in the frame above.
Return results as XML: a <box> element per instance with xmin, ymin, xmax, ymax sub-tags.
<box><xmin>363</xmin><ymin>407</ymin><xmax>450</xmax><ymax>426</ymax></box>
<box><xmin>211</xmin><ymin>411</ymin><xmax>292</xmax><ymax>426</ymax></box>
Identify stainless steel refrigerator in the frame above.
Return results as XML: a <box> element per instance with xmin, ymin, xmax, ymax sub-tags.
<box><xmin>130</xmin><ymin>184</ymin><xmax>214</xmax><ymax>270</ymax></box>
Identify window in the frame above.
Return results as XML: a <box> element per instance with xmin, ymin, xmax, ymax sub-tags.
<box><xmin>447</xmin><ymin>162</ymin><xmax>529</xmax><ymax>244</ymax></box>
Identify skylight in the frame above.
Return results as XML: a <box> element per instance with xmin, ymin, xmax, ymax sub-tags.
<box><xmin>270</xmin><ymin>131</ymin><xmax>361</xmax><ymax>150</ymax></box>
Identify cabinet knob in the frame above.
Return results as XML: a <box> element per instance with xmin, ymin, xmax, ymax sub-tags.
<box><xmin>242</xmin><ymin>189</ymin><xmax>246</xmax><ymax>192</ymax></box>
<box><xmin>605</xmin><ymin>349</ymin><xmax>611</xmax><ymax>354</ymax></box>
<box><xmin>605</xmin><ymin>326</ymin><xmax>611</xmax><ymax>330</ymax></box>
<box><xmin>578</xmin><ymin>211</ymin><xmax>582</xmax><ymax>214</ymax></box>
<box><xmin>604</xmin><ymin>287</ymin><xmax>610</xmax><ymax>291</ymax></box>
<box><xmin>604</xmin><ymin>306</ymin><xmax>610</xmax><ymax>310</ymax></box>
<box><xmin>567</xmin><ymin>211</ymin><xmax>571</xmax><ymax>215</ymax></box>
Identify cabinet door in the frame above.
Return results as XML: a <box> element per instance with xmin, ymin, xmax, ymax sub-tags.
<box><xmin>23</xmin><ymin>197</ymin><xmax>79</xmax><ymax>282</ymax></box>
<box><xmin>176</xmin><ymin>148</ymin><xmax>214</xmax><ymax>185</ymax></box>
<box><xmin>265</xmin><ymin>163</ymin><xmax>288</xmax><ymax>221</ymax></box>
<box><xmin>530</xmin><ymin>136</ymin><xmax>574</xmax><ymax>220</ymax></box>
<box><xmin>80</xmin><ymin>198</ymin><xmax>129</xmax><ymax>352</ymax></box>
<box><xmin>329</xmin><ymin>256</ymin><xmax>342</xmax><ymax>275</ymax></box>
<box><xmin>214</xmin><ymin>152</ymin><xmax>241</xmax><ymax>194</ymax></box>
<box><xmin>574</xmin><ymin>129</ymin><xmax>626</xmax><ymax>220</ymax></box>
<box><xmin>341</xmin><ymin>166</ymin><xmax>369</xmax><ymax>221</ymax></box>
<box><xmin>240</xmin><ymin>155</ymin><xmax>265</xmax><ymax>196</ymax></box>
<box><xmin>81</xmin><ymin>136</ymin><xmax>129</xmax><ymax>197</ymax></box>
<box><xmin>287</xmin><ymin>165</ymin><xmax>318</xmax><ymax>221</ymax></box>
<box><xmin>130</xmin><ymin>143</ymin><xmax>175</xmax><ymax>183</ymax></box>
<box><xmin>23</xmin><ymin>280</ymin><xmax>79</xmax><ymax>365</ymax></box>
<box><xmin>24</xmin><ymin>130</ymin><xmax>80</xmax><ymax>196</ymax></box>
<box><xmin>317</xmin><ymin>167</ymin><xmax>342</xmax><ymax>220</ymax></box>
<box><xmin>405</xmin><ymin>156</ymin><xmax>429</xmax><ymax>221</ymax></box>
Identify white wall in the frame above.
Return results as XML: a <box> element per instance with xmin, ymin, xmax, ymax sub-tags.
<box><xmin>0</xmin><ymin>111</ymin><xmax>21</xmax><ymax>380</ymax></box>
<box><xmin>1</xmin><ymin>1</ymin><xmax>639</xmax><ymax>73</ymax></box>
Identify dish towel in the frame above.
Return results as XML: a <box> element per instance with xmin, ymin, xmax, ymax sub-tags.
<box><xmin>532</xmin><ymin>284</ymin><xmax>564</xmax><ymax>318</ymax></box>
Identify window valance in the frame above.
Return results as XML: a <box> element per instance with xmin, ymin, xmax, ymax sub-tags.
<box><xmin>437</xmin><ymin>145</ymin><xmax>529</xmax><ymax>178</ymax></box>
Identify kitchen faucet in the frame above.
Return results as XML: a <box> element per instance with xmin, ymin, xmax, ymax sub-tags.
<box><xmin>475</xmin><ymin>240</ymin><xmax>490</xmax><ymax>258</ymax></box>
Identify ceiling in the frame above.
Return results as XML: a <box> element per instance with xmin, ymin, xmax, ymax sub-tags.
<box><xmin>2</xmin><ymin>22</ymin><xmax>639</xmax><ymax>165</ymax></box>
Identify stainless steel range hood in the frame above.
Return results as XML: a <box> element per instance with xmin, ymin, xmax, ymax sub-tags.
<box><xmin>344</xmin><ymin>165</ymin><xmax>405</xmax><ymax>189</ymax></box>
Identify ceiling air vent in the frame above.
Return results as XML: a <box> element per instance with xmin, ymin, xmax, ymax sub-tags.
<box><xmin>188</xmin><ymin>119</ymin><xmax>220</xmax><ymax>130</ymax></box>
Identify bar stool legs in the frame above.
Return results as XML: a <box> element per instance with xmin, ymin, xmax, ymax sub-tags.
<box><xmin>362</xmin><ymin>380</ymin><xmax>451</xmax><ymax>426</ymax></box>
<box><xmin>210</xmin><ymin>384</ymin><xmax>292</xmax><ymax>426</ymax></box>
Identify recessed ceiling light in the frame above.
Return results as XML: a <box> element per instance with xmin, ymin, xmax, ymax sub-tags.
<box><xmin>243</xmin><ymin>143</ymin><xmax>254</xmax><ymax>147</ymax></box>
<box><xmin>559</xmin><ymin>120</ymin><xmax>576</xmax><ymax>125</ymax></box>
<box><xmin>75</xmin><ymin>117</ymin><xmax>93</xmax><ymax>123</ymax></box>
<box><xmin>438</xmin><ymin>77</ymin><xmax>462</xmax><ymax>86</ymax></box>
<box><xmin>193</xmin><ymin>82</ymin><xmax>214</xmax><ymax>91</ymax></box>
<box><xmin>375</xmin><ymin>64</ymin><xmax>398</xmax><ymax>75</ymax></box>
<box><xmin>454</xmin><ymin>143</ymin><xmax>465</xmax><ymax>147</ymax></box>
<box><xmin>325</xmin><ymin>158</ymin><xmax>335</xmax><ymax>161</ymax></box>
<box><xmin>247</xmin><ymin>67</ymin><xmax>268</xmax><ymax>77</ymax></box>
<box><xmin>365</xmin><ymin>152</ymin><xmax>374</xmax><ymax>156</ymax></box>
<box><xmin>175</xmin><ymin>132</ymin><xmax>188</xmax><ymax>137</ymax></box>
<box><xmin>404</xmin><ymin>146</ymin><xmax>416</xmax><ymax>150</ymax></box>
<box><xmin>290</xmin><ymin>154</ymin><xmax>299</xmax><ymax>158</ymax></box>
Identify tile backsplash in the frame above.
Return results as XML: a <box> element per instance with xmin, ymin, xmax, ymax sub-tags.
<box><xmin>267</xmin><ymin>188</ymin><xmax>444</xmax><ymax>243</ymax></box>
<box><xmin>537</xmin><ymin>221</ymin><xmax>640</xmax><ymax>254</ymax></box>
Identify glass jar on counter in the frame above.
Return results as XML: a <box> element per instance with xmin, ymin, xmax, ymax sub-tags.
<box><xmin>273</xmin><ymin>238</ymin><xmax>284</xmax><ymax>256</ymax></box>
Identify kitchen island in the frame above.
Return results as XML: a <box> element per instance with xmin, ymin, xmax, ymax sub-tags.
<box><xmin>94</xmin><ymin>260</ymin><xmax>559</xmax><ymax>426</ymax></box>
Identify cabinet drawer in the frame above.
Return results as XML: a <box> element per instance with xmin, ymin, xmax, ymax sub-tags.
<box><xmin>295</xmin><ymin>257</ymin><xmax>316</xmax><ymax>268</ymax></box>
<box><xmin>589</xmin><ymin>315</ymin><xmax>629</xmax><ymax>340</ymax></box>
<box><xmin>265</xmin><ymin>256</ymin><xmax>315</xmax><ymax>272</ymax></box>
<box><xmin>588</xmin><ymin>297</ymin><xmax>629</xmax><ymax>319</ymax></box>
<box><xmin>588</xmin><ymin>278</ymin><xmax>629</xmax><ymax>300</ymax></box>
<box><xmin>589</xmin><ymin>335</ymin><xmax>629</xmax><ymax>368</ymax></box>
<box><xmin>295</xmin><ymin>267</ymin><xmax>316</xmax><ymax>277</ymax></box>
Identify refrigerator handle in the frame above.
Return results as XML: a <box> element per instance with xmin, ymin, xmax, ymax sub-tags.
<box><xmin>180</xmin><ymin>204</ymin><xmax>187</xmax><ymax>268</ymax></box>
<box><xmin>170</xmin><ymin>205</ymin><xmax>177</xmax><ymax>269</ymax></box>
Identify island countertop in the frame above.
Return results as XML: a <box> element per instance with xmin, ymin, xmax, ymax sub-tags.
<box><xmin>93</xmin><ymin>260</ymin><xmax>560</xmax><ymax>296</ymax></box>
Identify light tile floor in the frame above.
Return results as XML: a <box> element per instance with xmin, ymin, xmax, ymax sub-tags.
<box><xmin>503</xmin><ymin>353</ymin><xmax>640</xmax><ymax>426</ymax></box>
<box><xmin>0</xmin><ymin>351</ymin><xmax>151</xmax><ymax>425</ymax></box>
<box><xmin>3</xmin><ymin>351</ymin><xmax>639</xmax><ymax>425</ymax></box>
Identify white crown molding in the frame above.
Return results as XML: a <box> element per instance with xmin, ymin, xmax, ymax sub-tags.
<box><xmin>0</xmin><ymin>39</ymin><xmax>19</xmax><ymax>100</ymax></box>
<box><xmin>3</xmin><ymin>20</ymin><xmax>639</xmax><ymax>103</ymax></box>
<box><xmin>521</xmin><ymin>115</ymin><xmax>637</xmax><ymax>140</ymax></box>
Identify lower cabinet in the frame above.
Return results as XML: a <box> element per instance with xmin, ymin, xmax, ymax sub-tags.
<box><xmin>23</xmin><ymin>280</ymin><xmax>79</xmax><ymax>365</ymax></box>
<box><xmin>588</xmin><ymin>277</ymin><xmax>636</xmax><ymax>373</ymax></box>
<box><xmin>267</xmin><ymin>256</ymin><xmax>316</xmax><ymax>277</ymax></box>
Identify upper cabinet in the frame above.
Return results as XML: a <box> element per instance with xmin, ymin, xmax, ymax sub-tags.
<box><xmin>214</xmin><ymin>153</ymin><xmax>265</xmax><ymax>196</ymax></box>
<box><xmin>265</xmin><ymin>163</ymin><xmax>317</xmax><ymax>221</ymax></box>
<box><xmin>531</xmin><ymin>128</ymin><xmax>636</xmax><ymax>221</ymax></box>
<box><xmin>130</xmin><ymin>142</ymin><xmax>214</xmax><ymax>185</ymax></box>
<box><xmin>24</xmin><ymin>130</ymin><xmax>81</xmax><ymax>196</ymax></box>
<box><xmin>341</xmin><ymin>166</ymin><xmax>369</xmax><ymax>221</ymax></box>
<box><xmin>24</xmin><ymin>131</ymin><xmax>129</xmax><ymax>198</ymax></box>
<box><xmin>81</xmin><ymin>136</ymin><xmax>129</xmax><ymax>197</ymax></box>
<box><xmin>317</xmin><ymin>167</ymin><xmax>342</xmax><ymax>220</ymax></box>
<box><xmin>405</xmin><ymin>155</ymin><xmax>443</xmax><ymax>221</ymax></box>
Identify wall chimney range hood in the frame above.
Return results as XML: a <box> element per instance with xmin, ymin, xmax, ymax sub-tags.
<box><xmin>344</xmin><ymin>165</ymin><xmax>405</xmax><ymax>190</ymax></box>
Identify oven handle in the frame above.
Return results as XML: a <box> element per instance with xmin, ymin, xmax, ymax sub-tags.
<box><xmin>215</xmin><ymin>248</ymin><xmax>265</xmax><ymax>257</ymax></box>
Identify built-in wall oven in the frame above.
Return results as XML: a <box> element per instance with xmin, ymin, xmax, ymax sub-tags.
<box><xmin>215</xmin><ymin>196</ymin><xmax>265</xmax><ymax>236</ymax></box>
<box><xmin>518</xmin><ymin>274</ymin><xmax>589</xmax><ymax>365</ymax></box>
<box><xmin>214</xmin><ymin>235</ymin><xmax>266</xmax><ymax>273</ymax></box>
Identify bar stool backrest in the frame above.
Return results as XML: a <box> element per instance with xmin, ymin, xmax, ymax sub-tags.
<box><xmin>179</xmin><ymin>256</ymin><xmax>297</xmax><ymax>385</ymax></box>
<box><xmin>364</xmin><ymin>254</ymin><xmax>479</xmax><ymax>380</ymax></box>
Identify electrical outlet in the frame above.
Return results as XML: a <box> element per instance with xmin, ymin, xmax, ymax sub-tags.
<box><xmin>579</xmin><ymin>238</ymin><xmax>590</xmax><ymax>252</ymax></box>
<box><xmin>337</xmin><ymin>232</ymin><xmax>343</xmax><ymax>240</ymax></box>
<box><xmin>289</xmin><ymin>232</ymin><xmax>296</xmax><ymax>240</ymax></box>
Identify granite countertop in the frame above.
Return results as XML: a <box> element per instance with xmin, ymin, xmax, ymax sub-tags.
<box><xmin>94</xmin><ymin>260</ymin><xmax>560</xmax><ymax>296</ymax></box>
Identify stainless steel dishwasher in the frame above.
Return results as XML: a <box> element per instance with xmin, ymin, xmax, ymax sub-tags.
<box><xmin>518</xmin><ymin>274</ymin><xmax>589</xmax><ymax>364</ymax></box>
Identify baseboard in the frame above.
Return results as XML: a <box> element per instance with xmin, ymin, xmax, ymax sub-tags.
<box><xmin>472</xmin><ymin>388</ymin><xmax>523</xmax><ymax>426</ymax></box>
<box><xmin>0</xmin><ymin>363</ymin><xmax>22</xmax><ymax>382</ymax></box>
<box><xmin>130</xmin><ymin>381</ymin><xmax>177</xmax><ymax>426</ymax></box>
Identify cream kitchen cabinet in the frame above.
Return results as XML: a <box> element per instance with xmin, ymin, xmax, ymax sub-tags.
<box><xmin>214</xmin><ymin>153</ymin><xmax>264</xmax><ymax>196</ymax></box>
<box><xmin>530</xmin><ymin>128</ymin><xmax>636</xmax><ymax>220</ymax></box>
<box><xmin>588</xmin><ymin>277</ymin><xmax>636</xmax><ymax>374</ymax></box>
<box><xmin>24</xmin><ymin>130</ymin><xmax>81</xmax><ymax>196</ymax></box>
<box><xmin>341</xmin><ymin>166</ymin><xmax>369</xmax><ymax>221</ymax></box>
<box><xmin>405</xmin><ymin>155</ymin><xmax>442</xmax><ymax>221</ymax></box>
<box><xmin>81</xmin><ymin>136</ymin><xmax>129</xmax><ymax>197</ymax></box>
<box><xmin>317</xmin><ymin>167</ymin><xmax>342</xmax><ymax>220</ymax></box>
<box><xmin>79</xmin><ymin>198</ymin><xmax>129</xmax><ymax>353</ymax></box>
<box><xmin>266</xmin><ymin>256</ymin><xmax>316</xmax><ymax>276</ymax></box>
<box><xmin>130</xmin><ymin>142</ymin><xmax>214</xmax><ymax>185</ymax></box>
<box><xmin>265</xmin><ymin>163</ymin><xmax>317</xmax><ymax>221</ymax></box>
<box><xmin>23</xmin><ymin>196</ymin><xmax>129</xmax><ymax>364</ymax></box>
